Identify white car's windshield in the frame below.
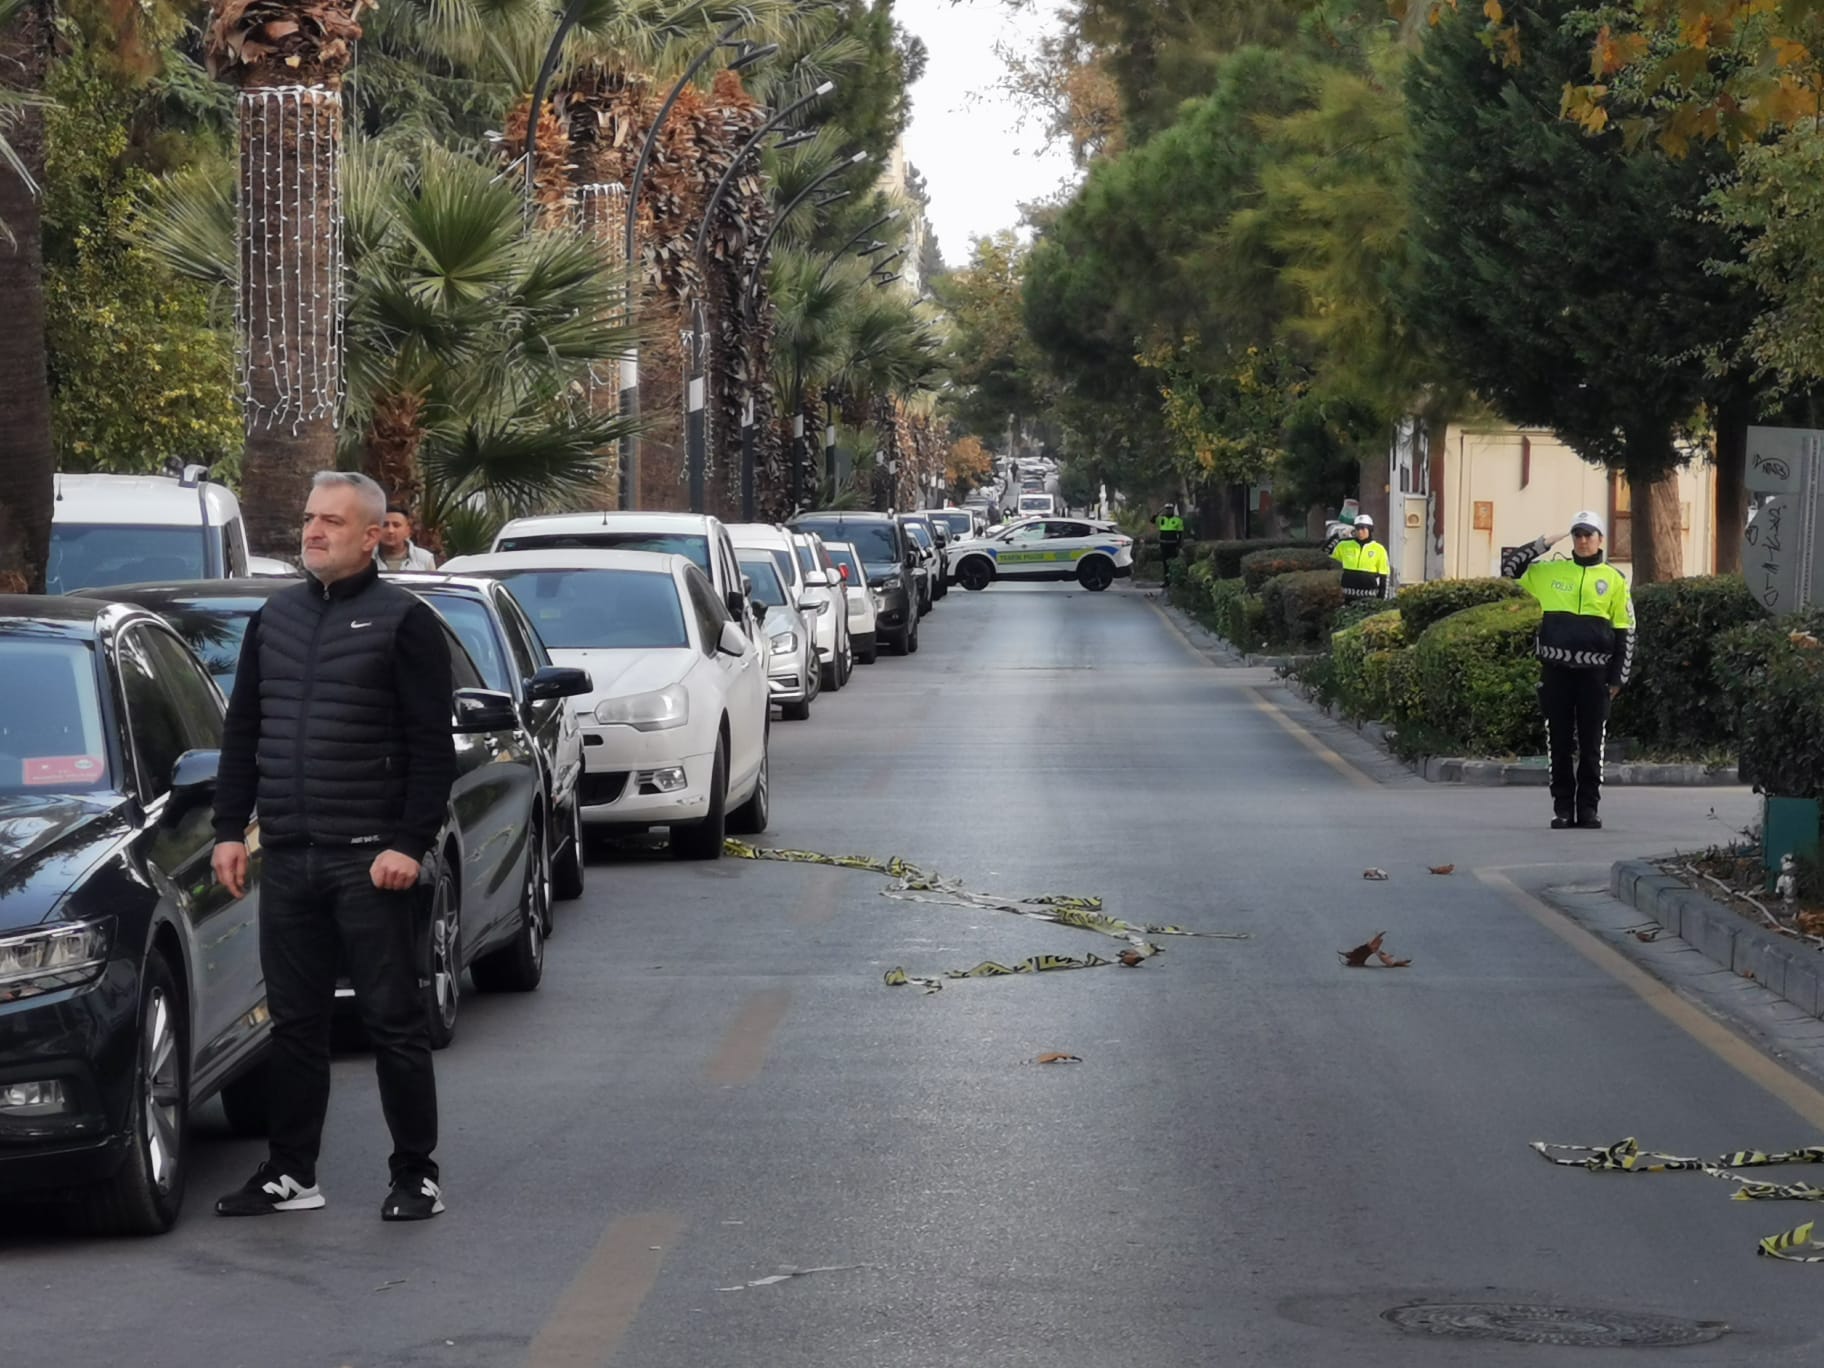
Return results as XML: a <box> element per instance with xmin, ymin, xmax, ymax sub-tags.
<box><xmin>826</xmin><ymin>547</ymin><xmax>860</xmax><ymax>580</ymax></box>
<box><xmin>738</xmin><ymin>557</ymin><xmax>788</xmax><ymax>608</ymax></box>
<box><xmin>931</xmin><ymin>512</ymin><xmax>973</xmax><ymax>538</ymax></box>
<box><xmin>488</xmin><ymin>569</ymin><xmax>688</xmax><ymax>650</ymax></box>
<box><xmin>48</xmin><ymin>524</ymin><xmax>208</xmax><ymax>594</ymax></box>
<box><xmin>0</xmin><ymin>640</ymin><xmax>110</xmax><ymax>793</ymax></box>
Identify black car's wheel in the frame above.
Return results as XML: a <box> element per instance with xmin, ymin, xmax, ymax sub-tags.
<box><xmin>218</xmin><ymin>1057</ymin><xmax>270</xmax><ymax>1139</ymax></box>
<box><xmin>728</xmin><ymin>734</ymin><xmax>770</xmax><ymax>835</ymax></box>
<box><xmin>857</xmin><ymin>633</ymin><xmax>878</xmax><ymax>665</ymax></box>
<box><xmin>84</xmin><ymin>950</ymin><xmax>187</xmax><ymax>1235</ymax></box>
<box><xmin>839</xmin><ymin>634</ymin><xmax>854</xmax><ymax>684</ymax></box>
<box><xmin>783</xmin><ymin>695</ymin><xmax>811</xmax><ymax>721</ymax></box>
<box><xmin>957</xmin><ymin>558</ymin><xmax>994</xmax><ymax>591</ymax></box>
<box><xmin>1077</xmin><ymin>556</ymin><xmax>1115</xmax><ymax>592</ymax></box>
<box><xmin>821</xmin><ymin>654</ymin><xmax>842</xmax><ymax>692</ymax></box>
<box><xmin>473</xmin><ymin>813</ymin><xmax>547</xmax><ymax>993</ymax></box>
<box><xmin>671</xmin><ymin>739</ymin><xmax>728</xmax><ymax>860</ymax></box>
<box><xmin>905</xmin><ymin>618</ymin><xmax>920</xmax><ymax>654</ymax></box>
<box><xmin>552</xmin><ymin>793</ymin><xmax>585</xmax><ymax>904</ymax></box>
<box><xmin>424</xmin><ymin>864</ymin><xmax>461</xmax><ymax>1050</ymax></box>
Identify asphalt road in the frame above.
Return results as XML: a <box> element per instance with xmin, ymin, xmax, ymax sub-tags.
<box><xmin>5</xmin><ymin>581</ymin><xmax>1817</xmax><ymax>1367</ymax></box>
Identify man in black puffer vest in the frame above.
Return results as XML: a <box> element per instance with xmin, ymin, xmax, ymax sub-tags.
<box><xmin>211</xmin><ymin>471</ymin><xmax>457</xmax><ymax>1222</ymax></box>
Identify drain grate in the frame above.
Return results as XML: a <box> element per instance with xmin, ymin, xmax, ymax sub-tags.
<box><xmin>1383</xmin><ymin>1302</ymin><xmax>1729</xmax><ymax>1348</ymax></box>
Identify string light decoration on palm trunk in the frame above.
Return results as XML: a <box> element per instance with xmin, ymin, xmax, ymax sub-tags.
<box><xmin>576</xmin><ymin>182</ymin><xmax>629</xmax><ymax>414</ymax></box>
<box><xmin>236</xmin><ymin>87</ymin><xmax>345</xmax><ymax>435</ymax></box>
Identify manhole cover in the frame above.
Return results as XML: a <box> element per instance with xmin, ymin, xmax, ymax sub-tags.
<box><xmin>1383</xmin><ymin>1302</ymin><xmax>1729</xmax><ymax>1348</ymax></box>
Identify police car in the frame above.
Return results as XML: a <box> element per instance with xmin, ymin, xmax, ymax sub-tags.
<box><xmin>946</xmin><ymin>517</ymin><xmax>1135</xmax><ymax>592</ymax></box>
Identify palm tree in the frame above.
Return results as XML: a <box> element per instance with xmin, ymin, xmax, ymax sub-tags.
<box><xmin>204</xmin><ymin>0</ymin><xmax>369</xmax><ymax>555</ymax></box>
<box><xmin>141</xmin><ymin>137</ymin><xmax>642</xmax><ymax>550</ymax></box>
<box><xmin>0</xmin><ymin>0</ymin><xmax>53</xmax><ymax>593</ymax></box>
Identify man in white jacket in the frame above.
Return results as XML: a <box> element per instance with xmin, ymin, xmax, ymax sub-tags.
<box><xmin>374</xmin><ymin>505</ymin><xmax>438</xmax><ymax>572</ymax></box>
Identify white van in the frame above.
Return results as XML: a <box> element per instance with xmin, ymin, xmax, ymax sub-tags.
<box><xmin>1016</xmin><ymin>492</ymin><xmax>1056</xmax><ymax>518</ymax></box>
<box><xmin>49</xmin><ymin>467</ymin><xmax>254</xmax><ymax>594</ymax></box>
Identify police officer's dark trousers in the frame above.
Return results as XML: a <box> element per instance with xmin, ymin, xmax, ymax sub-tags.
<box><xmin>1539</xmin><ymin>665</ymin><xmax>1609</xmax><ymax>819</ymax></box>
<box><xmin>261</xmin><ymin>846</ymin><xmax>438</xmax><ymax>1184</ymax></box>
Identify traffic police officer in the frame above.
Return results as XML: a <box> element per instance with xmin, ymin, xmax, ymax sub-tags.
<box><xmin>1156</xmin><ymin>504</ymin><xmax>1186</xmax><ymax>582</ymax></box>
<box><xmin>1330</xmin><ymin>513</ymin><xmax>1390</xmax><ymax>600</ymax></box>
<box><xmin>1501</xmin><ymin>510</ymin><xmax>1634</xmax><ymax>830</ymax></box>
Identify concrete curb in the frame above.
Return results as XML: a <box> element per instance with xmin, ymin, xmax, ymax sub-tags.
<box><xmin>1612</xmin><ymin>859</ymin><xmax>1824</xmax><ymax>1019</ymax></box>
<box><xmin>1424</xmin><ymin>757</ymin><xmax>1740</xmax><ymax>787</ymax></box>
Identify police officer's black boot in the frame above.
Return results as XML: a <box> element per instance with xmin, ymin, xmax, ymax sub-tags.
<box><xmin>1551</xmin><ymin>806</ymin><xmax>1575</xmax><ymax>830</ymax></box>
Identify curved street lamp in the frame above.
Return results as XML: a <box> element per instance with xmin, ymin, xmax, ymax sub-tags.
<box><xmin>684</xmin><ymin>80</ymin><xmax>837</xmax><ymax>516</ymax></box>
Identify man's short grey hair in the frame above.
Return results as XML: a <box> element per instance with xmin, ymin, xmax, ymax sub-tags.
<box><xmin>310</xmin><ymin>470</ymin><xmax>387</xmax><ymax>527</ymax></box>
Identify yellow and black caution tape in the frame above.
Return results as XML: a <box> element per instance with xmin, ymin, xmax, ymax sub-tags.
<box><xmin>1534</xmin><ymin>1136</ymin><xmax>1824</xmax><ymax>1262</ymax></box>
<box><xmin>724</xmin><ymin>839</ymin><xmax>1246</xmax><ymax>991</ymax></box>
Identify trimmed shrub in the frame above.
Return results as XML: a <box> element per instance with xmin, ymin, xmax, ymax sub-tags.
<box><xmin>1715</xmin><ymin>610</ymin><xmax>1824</xmax><ymax>796</ymax></box>
<box><xmin>1332</xmin><ymin>598</ymin><xmax>1391</xmax><ymax>635</ymax></box>
<box><xmin>1208</xmin><ymin>577</ymin><xmax>1268</xmax><ymax>651</ymax></box>
<box><xmin>1169</xmin><ymin>558</ymin><xmax>1219</xmax><ymax>617</ymax></box>
<box><xmin>1240</xmin><ymin>545</ymin><xmax>1336</xmax><ymax>592</ymax></box>
<box><xmin>1396</xmin><ymin>576</ymin><xmax>1529</xmax><ymax>637</ymax></box>
<box><xmin>1204</xmin><ymin>537</ymin><xmax>1310</xmax><ymax>579</ymax></box>
<box><xmin>1611</xmin><ymin>574</ymin><xmax>1760</xmax><ymax>752</ymax></box>
<box><xmin>1401</xmin><ymin>597</ymin><xmax>1544</xmax><ymax>756</ymax></box>
<box><xmin>1331</xmin><ymin>609</ymin><xmax>1407</xmax><ymax>722</ymax></box>
<box><xmin>1261</xmin><ymin>568</ymin><xmax>1344</xmax><ymax>647</ymax></box>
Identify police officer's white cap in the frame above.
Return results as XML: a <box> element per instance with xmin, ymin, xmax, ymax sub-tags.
<box><xmin>1570</xmin><ymin>510</ymin><xmax>1606</xmax><ymax>536</ymax></box>
<box><xmin>1354</xmin><ymin>513</ymin><xmax>1373</xmax><ymax>528</ymax></box>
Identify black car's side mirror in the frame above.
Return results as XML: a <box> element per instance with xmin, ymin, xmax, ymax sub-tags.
<box><xmin>452</xmin><ymin>687</ymin><xmax>519</xmax><ymax>733</ymax></box>
<box><xmin>526</xmin><ymin>665</ymin><xmax>592</xmax><ymax>701</ymax></box>
<box><xmin>753</xmin><ymin>600</ymin><xmax>769</xmax><ymax>624</ymax></box>
<box><xmin>725</xmin><ymin>588</ymin><xmax>747</xmax><ymax>620</ymax></box>
<box><xmin>164</xmin><ymin>748</ymin><xmax>221</xmax><ymax>821</ymax></box>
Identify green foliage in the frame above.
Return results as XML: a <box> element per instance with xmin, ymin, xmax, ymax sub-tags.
<box><xmin>1714</xmin><ymin>611</ymin><xmax>1824</xmax><ymax>797</ymax></box>
<box><xmin>1402</xmin><ymin>598</ymin><xmax>1545</xmax><ymax>757</ymax></box>
<box><xmin>1329</xmin><ymin>607</ymin><xmax>1406</xmax><ymax>722</ymax></box>
<box><xmin>1611</xmin><ymin>574</ymin><xmax>1760</xmax><ymax>751</ymax></box>
<box><xmin>929</xmin><ymin>231</ymin><xmax>1051</xmax><ymax>439</ymax></box>
<box><xmin>1239</xmin><ymin>544</ymin><xmax>1333</xmax><ymax>591</ymax></box>
<box><xmin>1214</xmin><ymin>580</ymin><xmax>1269</xmax><ymax>652</ymax></box>
<box><xmin>1396</xmin><ymin>576</ymin><xmax>1529</xmax><ymax>637</ymax></box>
<box><xmin>1259</xmin><ymin>567</ymin><xmax>1342</xmax><ymax>646</ymax></box>
<box><xmin>1331</xmin><ymin>597</ymin><xmax>1389</xmax><ymax>634</ymax></box>
<box><xmin>1200</xmin><ymin>536</ymin><xmax>1307</xmax><ymax>578</ymax></box>
<box><xmin>41</xmin><ymin>45</ymin><xmax>239</xmax><ymax>478</ymax></box>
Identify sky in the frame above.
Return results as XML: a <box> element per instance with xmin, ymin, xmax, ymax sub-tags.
<box><xmin>894</xmin><ymin>0</ymin><xmax>1080</xmax><ymax>267</ymax></box>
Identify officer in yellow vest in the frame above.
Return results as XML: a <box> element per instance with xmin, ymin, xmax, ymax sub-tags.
<box><xmin>1330</xmin><ymin>514</ymin><xmax>1390</xmax><ymax>600</ymax></box>
<box><xmin>1501</xmin><ymin>510</ymin><xmax>1634</xmax><ymax>830</ymax></box>
<box><xmin>1155</xmin><ymin>505</ymin><xmax>1186</xmax><ymax>582</ymax></box>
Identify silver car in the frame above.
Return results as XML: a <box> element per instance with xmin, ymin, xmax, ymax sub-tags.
<box><xmin>739</xmin><ymin>552</ymin><xmax>818</xmax><ymax>720</ymax></box>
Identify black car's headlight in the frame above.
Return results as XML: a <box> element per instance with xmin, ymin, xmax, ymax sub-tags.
<box><xmin>0</xmin><ymin>919</ymin><xmax>113</xmax><ymax>1003</ymax></box>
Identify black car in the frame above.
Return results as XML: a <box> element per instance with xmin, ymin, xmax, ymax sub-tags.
<box><xmin>0</xmin><ymin>596</ymin><xmax>269</xmax><ymax>1233</ymax></box>
<box><xmin>789</xmin><ymin>513</ymin><xmax>919</xmax><ymax>655</ymax></box>
<box><xmin>76</xmin><ymin>578</ymin><xmax>581</xmax><ymax>1052</ymax></box>
<box><xmin>898</xmin><ymin>514</ymin><xmax>943</xmax><ymax>610</ymax></box>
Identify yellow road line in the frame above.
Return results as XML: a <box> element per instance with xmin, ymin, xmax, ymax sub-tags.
<box><xmin>704</xmin><ymin>987</ymin><xmax>792</xmax><ymax>1084</ymax></box>
<box><xmin>1248</xmin><ymin>689</ymin><xmax>1379</xmax><ymax>791</ymax></box>
<box><xmin>523</xmin><ymin>1210</ymin><xmax>686</xmax><ymax>1368</ymax></box>
<box><xmin>1477</xmin><ymin>868</ymin><xmax>1824</xmax><ymax>1131</ymax></box>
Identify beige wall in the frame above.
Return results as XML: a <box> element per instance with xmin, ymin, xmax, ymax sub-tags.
<box><xmin>1437</xmin><ymin>425</ymin><xmax>1715</xmax><ymax>580</ymax></box>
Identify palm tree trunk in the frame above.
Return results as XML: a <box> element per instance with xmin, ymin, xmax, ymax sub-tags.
<box><xmin>235</xmin><ymin>81</ymin><xmax>344</xmax><ymax>555</ymax></box>
<box><xmin>0</xmin><ymin>4</ymin><xmax>52</xmax><ymax>594</ymax></box>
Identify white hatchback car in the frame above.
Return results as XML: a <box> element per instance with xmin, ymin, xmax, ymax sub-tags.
<box><xmin>442</xmin><ymin>549</ymin><xmax>770</xmax><ymax>859</ymax></box>
<box><xmin>821</xmin><ymin>541</ymin><xmax>880</xmax><ymax>664</ymax></box>
<box><xmin>947</xmin><ymin>517</ymin><xmax>1135</xmax><ymax>593</ymax></box>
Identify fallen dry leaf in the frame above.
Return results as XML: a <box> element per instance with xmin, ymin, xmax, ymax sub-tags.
<box><xmin>1117</xmin><ymin>949</ymin><xmax>1146</xmax><ymax>967</ymax></box>
<box><xmin>1428</xmin><ymin>864</ymin><xmax>1455</xmax><ymax>876</ymax></box>
<box><xmin>1363</xmin><ymin>868</ymin><xmax>1390</xmax><ymax>881</ymax></box>
<box><xmin>1634</xmin><ymin>928</ymin><xmax>1660</xmax><ymax>942</ymax></box>
<box><xmin>1034</xmin><ymin>1052</ymin><xmax>1081</xmax><ymax>1065</ymax></box>
<box><xmin>1375</xmin><ymin>949</ymin><xmax>1413</xmax><ymax>968</ymax></box>
<box><xmin>1340</xmin><ymin>932</ymin><xmax>1385</xmax><ymax>967</ymax></box>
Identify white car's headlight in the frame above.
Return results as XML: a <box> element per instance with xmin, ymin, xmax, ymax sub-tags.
<box><xmin>772</xmin><ymin>631</ymin><xmax>800</xmax><ymax>653</ymax></box>
<box><xmin>595</xmin><ymin>683</ymin><xmax>689</xmax><ymax>731</ymax></box>
<box><xmin>0</xmin><ymin>919</ymin><xmax>112</xmax><ymax>1002</ymax></box>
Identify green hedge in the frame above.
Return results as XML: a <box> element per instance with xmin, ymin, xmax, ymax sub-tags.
<box><xmin>1210</xmin><ymin>577</ymin><xmax>1268</xmax><ymax>652</ymax></box>
<box><xmin>1330</xmin><ymin>609</ymin><xmax>1407</xmax><ymax>722</ymax></box>
<box><xmin>1260</xmin><ymin>568</ymin><xmax>1343</xmax><ymax>647</ymax></box>
<box><xmin>1716</xmin><ymin>611</ymin><xmax>1824</xmax><ymax>796</ymax></box>
<box><xmin>1396</xmin><ymin>576</ymin><xmax>1529</xmax><ymax>637</ymax></box>
<box><xmin>1203</xmin><ymin>538</ymin><xmax>1310</xmax><ymax>579</ymax></box>
<box><xmin>1240</xmin><ymin>546</ymin><xmax>1336</xmax><ymax>592</ymax></box>
<box><xmin>1611</xmin><ymin>574</ymin><xmax>1760</xmax><ymax>752</ymax></box>
<box><xmin>1400</xmin><ymin>597</ymin><xmax>1544</xmax><ymax>756</ymax></box>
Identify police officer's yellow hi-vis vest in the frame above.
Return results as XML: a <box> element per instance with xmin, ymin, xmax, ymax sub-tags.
<box><xmin>1331</xmin><ymin>538</ymin><xmax>1389</xmax><ymax>575</ymax></box>
<box><xmin>1157</xmin><ymin>515</ymin><xmax>1185</xmax><ymax>536</ymax></box>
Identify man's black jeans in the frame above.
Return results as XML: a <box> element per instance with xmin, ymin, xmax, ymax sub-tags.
<box><xmin>1539</xmin><ymin>666</ymin><xmax>1610</xmax><ymax>818</ymax></box>
<box><xmin>260</xmin><ymin>846</ymin><xmax>438</xmax><ymax>1185</ymax></box>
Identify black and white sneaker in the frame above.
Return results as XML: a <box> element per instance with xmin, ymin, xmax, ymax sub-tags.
<box><xmin>215</xmin><ymin>1162</ymin><xmax>325</xmax><ymax>1216</ymax></box>
<box><xmin>381</xmin><ymin>1175</ymin><xmax>445</xmax><ymax>1221</ymax></box>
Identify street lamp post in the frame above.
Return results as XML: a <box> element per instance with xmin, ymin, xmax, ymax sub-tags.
<box><xmin>615</xmin><ymin>20</ymin><xmax>774</xmax><ymax>510</ymax></box>
<box><xmin>681</xmin><ymin>80</ymin><xmax>835</xmax><ymax>514</ymax></box>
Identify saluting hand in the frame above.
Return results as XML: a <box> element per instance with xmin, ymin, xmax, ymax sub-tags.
<box><xmin>371</xmin><ymin>850</ymin><xmax>421</xmax><ymax>891</ymax></box>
